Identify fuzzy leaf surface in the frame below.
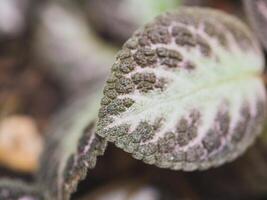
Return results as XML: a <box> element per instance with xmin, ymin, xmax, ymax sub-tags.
<box><xmin>97</xmin><ymin>7</ymin><xmax>266</xmax><ymax>171</ymax></box>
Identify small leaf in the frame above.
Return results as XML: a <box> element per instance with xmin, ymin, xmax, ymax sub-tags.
<box><xmin>38</xmin><ymin>92</ymin><xmax>107</xmax><ymax>200</ymax></box>
<box><xmin>96</xmin><ymin>7</ymin><xmax>266</xmax><ymax>171</ymax></box>
<box><xmin>0</xmin><ymin>179</ymin><xmax>43</xmax><ymax>200</ymax></box>
<box><xmin>243</xmin><ymin>0</ymin><xmax>267</xmax><ymax>50</ymax></box>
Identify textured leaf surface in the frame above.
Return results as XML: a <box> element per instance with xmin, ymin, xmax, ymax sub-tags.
<box><xmin>0</xmin><ymin>179</ymin><xmax>43</xmax><ymax>200</ymax></box>
<box><xmin>38</xmin><ymin>92</ymin><xmax>107</xmax><ymax>200</ymax></box>
<box><xmin>97</xmin><ymin>7</ymin><xmax>266</xmax><ymax>171</ymax></box>
<box><xmin>244</xmin><ymin>0</ymin><xmax>267</xmax><ymax>50</ymax></box>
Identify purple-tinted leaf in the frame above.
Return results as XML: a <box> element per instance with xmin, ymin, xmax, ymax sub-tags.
<box><xmin>243</xmin><ymin>0</ymin><xmax>267</xmax><ymax>50</ymax></box>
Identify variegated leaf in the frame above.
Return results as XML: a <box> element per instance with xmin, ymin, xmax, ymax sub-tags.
<box><xmin>0</xmin><ymin>179</ymin><xmax>43</xmax><ymax>200</ymax></box>
<box><xmin>38</xmin><ymin>91</ymin><xmax>107</xmax><ymax>200</ymax></box>
<box><xmin>243</xmin><ymin>0</ymin><xmax>267</xmax><ymax>50</ymax></box>
<box><xmin>96</xmin><ymin>7</ymin><xmax>266</xmax><ymax>171</ymax></box>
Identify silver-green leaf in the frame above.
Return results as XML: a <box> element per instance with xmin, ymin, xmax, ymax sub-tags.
<box><xmin>96</xmin><ymin>7</ymin><xmax>266</xmax><ymax>171</ymax></box>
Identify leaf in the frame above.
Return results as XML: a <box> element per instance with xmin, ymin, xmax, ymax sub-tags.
<box><xmin>87</xmin><ymin>0</ymin><xmax>182</xmax><ymax>44</ymax></box>
<box><xmin>96</xmin><ymin>7</ymin><xmax>266</xmax><ymax>171</ymax></box>
<box><xmin>243</xmin><ymin>0</ymin><xmax>267</xmax><ymax>50</ymax></box>
<box><xmin>36</xmin><ymin>2</ymin><xmax>116</xmax><ymax>93</ymax></box>
<box><xmin>38</xmin><ymin>91</ymin><xmax>107</xmax><ymax>200</ymax></box>
<box><xmin>0</xmin><ymin>179</ymin><xmax>43</xmax><ymax>200</ymax></box>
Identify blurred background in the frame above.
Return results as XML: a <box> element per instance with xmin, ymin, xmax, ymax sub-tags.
<box><xmin>1</xmin><ymin>0</ymin><xmax>267</xmax><ymax>199</ymax></box>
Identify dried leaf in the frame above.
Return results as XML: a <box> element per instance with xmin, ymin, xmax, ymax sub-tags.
<box><xmin>38</xmin><ymin>92</ymin><xmax>107</xmax><ymax>200</ymax></box>
<box><xmin>0</xmin><ymin>115</ymin><xmax>43</xmax><ymax>173</ymax></box>
<box><xmin>97</xmin><ymin>7</ymin><xmax>266</xmax><ymax>171</ymax></box>
<box><xmin>243</xmin><ymin>0</ymin><xmax>267</xmax><ymax>50</ymax></box>
<box><xmin>0</xmin><ymin>179</ymin><xmax>43</xmax><ymax>200</ymax></box>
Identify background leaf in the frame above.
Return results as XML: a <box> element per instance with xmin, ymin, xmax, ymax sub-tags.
<box><xmin>0</xmin><ymin>179</ymin><xmax>43</xmax><ymax>200</ymax></box>
<box><xmin>38</xmin><ymin>89</ymin><xmax>107</xmax><ymax>200</ymax></box>
<box><xmin>243</xmin><ymin>0</ymin><xmax>267</xmax><ymax>50</ymax></box>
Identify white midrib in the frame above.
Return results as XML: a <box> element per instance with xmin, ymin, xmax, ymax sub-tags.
<box><xmin>168</xmin><ymin>71</ymin><xmax>261</xmax><ymax>103</ymax></box>
<box><xmin>114</xmin><ymin>71</ymin><xmax>262</xmax><ymax>150</ymax></box>
<box><xmin>110</xmin><ymin>71</ymin><xmax>262</xmax><ymax>126</ymax></box>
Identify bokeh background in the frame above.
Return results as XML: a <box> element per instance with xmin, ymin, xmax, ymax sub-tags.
<box><xmin>1</xmin><ymin>0</ymin><xmax>267</xmax><ymax>199</ymax></box>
